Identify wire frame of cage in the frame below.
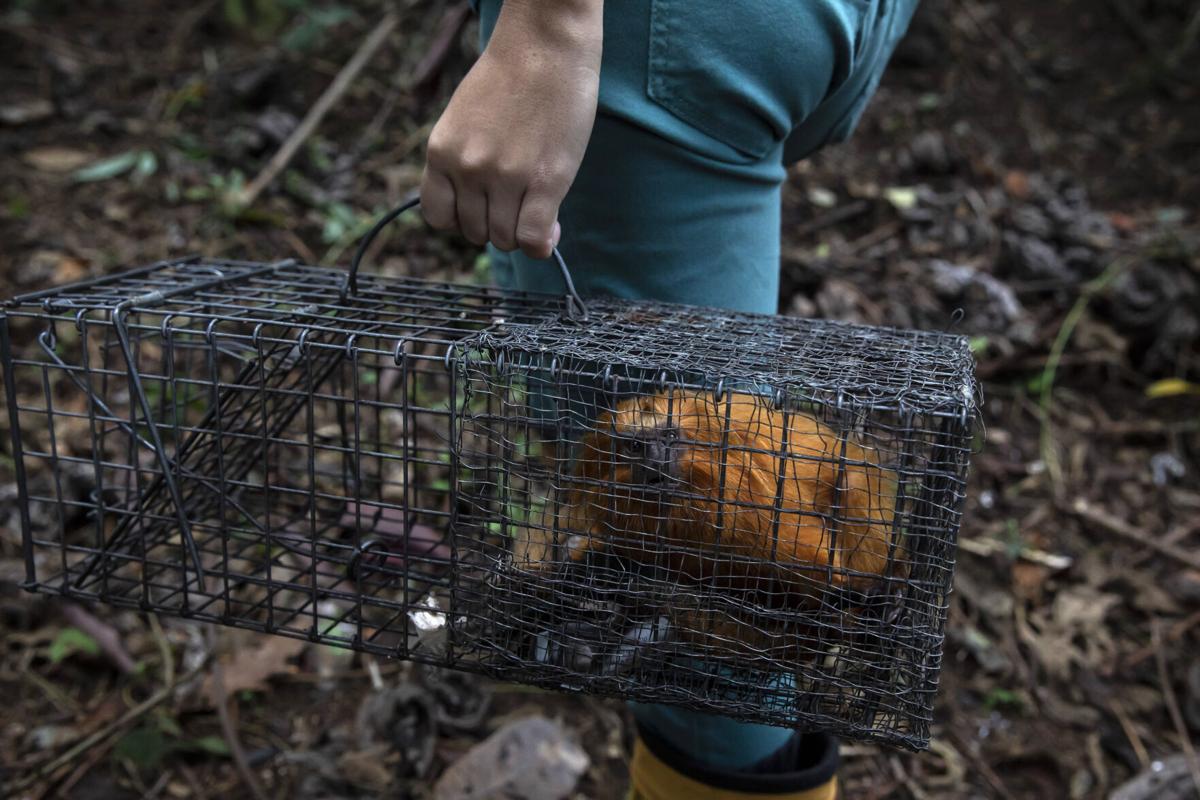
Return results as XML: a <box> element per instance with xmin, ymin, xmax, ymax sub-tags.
<box><xmin>447</xmin><ymin>304</ymin><xmax>976</xmax><ymax>748</ymax></box>
<box><xmin>2</xmin><ymin>250</ymin><xmax>977</xmax><ymax>751</ymax></box>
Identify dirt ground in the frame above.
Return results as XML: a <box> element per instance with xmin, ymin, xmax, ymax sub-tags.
<box><xmin>1</xmin><ymin>0</ymin><xmax>1198</xmax><ymax>798</ymax></box>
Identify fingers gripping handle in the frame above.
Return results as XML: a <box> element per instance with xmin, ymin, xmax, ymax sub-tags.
<box><xmin>342</xmin><ymin>196</ymin><xmax>589</xmax><ymax>321</ymax></box>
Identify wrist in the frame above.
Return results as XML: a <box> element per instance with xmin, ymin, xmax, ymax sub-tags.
<box><xmin>490</xmin><ymin>0</ymin><xmax>603</xmax><ymax>59</ymax></box>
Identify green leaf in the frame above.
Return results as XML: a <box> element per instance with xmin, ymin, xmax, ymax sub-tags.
<box><xmin>173</xmin><ymin>132</ymin><xmax>211</xmax><ymax>161</ymax></box>
<box><xmin>134</xmin><ymin>150</ymin><xmax>158</xmax><ymax>182</ymax></box>
<box><xmin>48</xmin><ymin>627</ymin><xmax>100</xmax><ymax>663</ymax></box>
<box><xmin>224</xmin><ymin>0</ymin><xmax>249</xmax><ymax>29</ymax></box>
<box><xmin>188</xmin><ymin>735</ymin><xmax>232</xmax><ymax>756</ymax></box>
<box><xmin>883</xmin><ymin>186</ymin><xmax>919</xmax><ymax>211</ymax></box>
<box><xmin>1155</xmin><ymin>207</ymin><xmax>1187</xmax><ymax>226</ymax></box>
<box><xmin>968</xmin><ymin>335</ymin><xmax>989</xmax><ymax>355</ymax></box>
<box><xmin>280</xmin><ymin>6</ymin><xmax>354</xmax><ymax>51</ymax></box>
<box><xmin>1146</xmin><ymin>377</ymin><xmax>1200</xmax><ymax>398</ymax></box>
<box><xmin>6</xmin><ymin>196</ymin><xmax>30</xmax><ymax>219</ymax></box>
<box><xmin>113</xmin><ymin>725</ymin><xmax>172</xmax><ymax>770</ymax></box>
<box><xmin>983</xmin><ymin>687</ymin><xmax>1025</xmax><ymax>712</ymax></box>
<box><xmin>155</xmin><ymin>712</ymin><xmax>183</xmax><ymax>738</ymax></box>
<box><xmin>183</xmin><ymin>185</ymin><xmax>213</xmax><ymax>202</ymax></box>
<box><xmin>473</xmin><ymin>252</ymin><xmax>492</xmax><ymax>284</ymax></box>
<box><xmin>72</xmin><ymin>151</ymin><xmax>140</xmax><ymax>183</ymax></box>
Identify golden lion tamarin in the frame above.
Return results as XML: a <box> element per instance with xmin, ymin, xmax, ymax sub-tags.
<box><xmin>535</xmin><ymin>391</ymin><xmax>903</xmax><ymax>607</ymax></box>
<box><xmin>506</xmin><ymin>390</ymin><xmax>905</xmax><ymax>671</ymax></box>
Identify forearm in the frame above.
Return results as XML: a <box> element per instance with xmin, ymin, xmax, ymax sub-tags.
<box><xmin>420</xmin><ymin>0</ymin><xmax>604</xmax><ymax>258</ymax></box>
<box><xmin>490</xmin><ymin>0</ymin><xmax>604</xmax><ymax>53</ymax></box>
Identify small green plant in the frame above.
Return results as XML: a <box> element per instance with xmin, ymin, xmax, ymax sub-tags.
<box><xmin>71</xmin><ymin>150</ymin><xmax>157</xmax><ymax>185</ymax></box>
<box><xmin>223</xmin><ymin>0</ymin><xmax>289</xmax><ymax>38</ymax></box>
<box><xmin>280</xmin><ymin>5</ymin><xmax>355</xmax><ymax>51</ymax></box>
<box><xmin>982</xmin><ymin>687</ymin><xmax>1025</xmax><ymax>713</ymax></box>
<box><xmin>114</xmin><ymin>713</ymin><xmax>230</xmax><ymax>772</ymax></box>
<box><xmin>223</xmin><ymin>0</ymin><xmax>353</xmax><ymax>49</ymax></box>
<box><xmin>48</xmin><ymin>627</ymin><xmax>100</xmax><ymax>664</ymax></box>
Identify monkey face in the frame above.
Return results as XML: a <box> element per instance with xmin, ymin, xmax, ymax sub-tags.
<box><xmin>616</xmin><ymin>424</ymin><xmax>682</xmax><ymax>490</ymax></box>
<box><xmin>583</xmin><ymin>393</ymin><xmax>716</xmax><ymax>495</ymax></box>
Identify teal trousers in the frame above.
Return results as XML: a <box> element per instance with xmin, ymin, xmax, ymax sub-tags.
<box><xmin>475</xmin><ymin>0</ymin><xmax>918</xmax><ymax>770</ymax></box>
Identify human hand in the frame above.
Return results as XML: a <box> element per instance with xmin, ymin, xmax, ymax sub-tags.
<box><xmin>420</xmin><ymin>0</ymin><xmax>603</xmax><ymax>260</ymax></box>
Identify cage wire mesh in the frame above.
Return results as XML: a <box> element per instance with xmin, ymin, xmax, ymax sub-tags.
<box><xmin>2</xmin><ymin>246</ymin><xmax>978</xmax><ymax>750</ymax></box>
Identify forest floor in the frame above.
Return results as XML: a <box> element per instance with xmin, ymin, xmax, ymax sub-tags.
<box><xmin>1</xmin><ymin>0</ymin><xmax>1198</xmax><ymax>798</ymax></box>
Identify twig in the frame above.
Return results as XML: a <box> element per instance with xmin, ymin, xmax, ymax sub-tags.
<box><xmin>366</xmin><ymin>655</ymin><xmax>385</xmax><ymax>691</ymax></box>
<box><xmin>793</xmin><ymin>200</ymin><xmax>871</xmax><ymax>239</ymax></box>
<box><xmin>1129</xmin><ymin>520</ymin><xmax>1200</xmax><ymax>569</ymax></box>
<box><xmin>411</xmin><ymin>2</ymin><xmax>472</xmax><ymax>97</ymax></box>
<box><xmin>49</xmin><ymin>738</ymin><xmax>116</xmax><ymax>800</ymax></box>
<box><xmin>846</xmin><ymin>221</ymin><xmax>903</xmax><ymax>255</ymax></box>
<box><xmin>888</xmin><ymin>755</ymin><xmax>930</xmax><ymax>800</ymax></box>
<box><xmin>5</xmin><ymin>662</ymin><xmax>207</xmax><ymax>795</ymax></box>
<box><xmin>945</xmin><ymin>729</ymin><xmax>1018</xmax><ymax>800</ymax></box>
<box><xmin>1086</xmin><ymin>732</ymin><xmax>1111</xmax><ymax>796</ymax></box>
<box><xmin>62</xmin><ymin>602</ymin><xmax>138</xmax><ymax>675</ymax></box>
<box><xmin>1107</xmin><ymin>698</ymin><xmax>1151</xmax><ymax>769</ymax></box>
<box><xmin>238</xmin><ymin>12</ymin><xmax>400</xmax><ymax>208</ymax></box>
<box><xmin>1153</xmin><ymin>620</ymin><xmax>1200</xmax><ymax>796</ymax></box>
<box><xmin>281</xmin><ymin>229</ymin><xmax>319</xmax><ymax>264</ymax></box>
<box><xmin>166</xmin><ymin>0</ymin><xmax>220</xmax><ymax>69</ymax></box>
<box><xmin>1165</xmin><ymin>4</ymin><xmax>1200</xmax><ymax>72</ymax></box>
<box><xmin>0</xmin><ymin>20</ymin><xmax>121</xmax><ymax>65</ymax></box>
<box><xmin>1124</xmin><ymin>608</ymin><xmax>1200</xmax><ymax>669</ymax></box>
<box><xmin>148</xmin><ymin>613</ymin><xmax>175</xmax><ymax>686</ymax></box>
<box><xmin>22</xmin><ymin>668</ymin><xmax>82</xmax><ymax>713</ymax></box>
<box><xmin>177</xmin><ymin>763</ymin><xmax>211</xmax><ymax>800</ymax></box>
<box><xmin>1038</xmin><ymin>258</ymin><xmax>1130</xmax><ymax>490</ymax></box>
<box><xmin>1068</xmin><ymin>497</ymin><xmax>1200</xmax><ymax>571</ymax></box>
<box><xmin>1105</xmin><ymin>0</ymin><xmax>1159</xmax><ymax>54</ymax></box>
<box><xmin>957</xmin><ymin>536</ymin><xmax>1073</xmax><ymax>570</ymax></box>
<box><xmin>143</xmin><ymin>771</ymin><xmax>173</xmax><ymax>800</ymax></box>
<box><xmin>958</xmin><ymin>0</ymin><xmax>1046</xmax><ymax>92</ymax></box>
<box><xmin>206</xmin><ymin>627</ymin><xmax>270</xmax><ymax>800</ymax></box>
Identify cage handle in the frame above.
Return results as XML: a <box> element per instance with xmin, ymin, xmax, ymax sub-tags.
<box><xmin>342</xmin><ymin>196</ymin><xmax>589</xmax><ymax>321</ymax></box>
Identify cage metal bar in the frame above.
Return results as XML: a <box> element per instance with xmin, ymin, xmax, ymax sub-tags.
<box><xmin>4</xmin><ymin>256</ymin><xmax>978</xmax><ymax>750</ymax></box>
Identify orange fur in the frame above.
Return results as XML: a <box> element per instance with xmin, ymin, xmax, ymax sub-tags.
<box><xmin>551</xmin><ymin>391</ymin><xmax>903</xmax><ymax>606</ymax></box>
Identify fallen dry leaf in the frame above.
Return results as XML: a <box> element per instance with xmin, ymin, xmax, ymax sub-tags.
<box><xmin>1018</xmin><ymin>586</ymin><xmax>1121</xmax><ymax>679</ymax></box>
<box><xmin>338</xmin><ymin>744</ymin><xmax>396</xmax><ymax>793</ymax></box>
<box><xmin>1110</xmin><ymin>753</ymin><xmax>1198</xmax><ymax>800</ymax></box>
<box><xmin>0</xmin><ymin>98</ymin><xmax>54</xmax><ymax>126</ymax></box>
<box><xmin>434</xmin><ymin>716</ymin><xmax>589</xmax><ymax>800</ymax></box>
<box><xmin>22</xmin><ymin>146</ymin><xmax>93</xmax><ymax>173</ymax></box>
<box><xmin>200</xmin><ymin>634</ymin><xmax>307</xmax><ymax>706</ymax></box>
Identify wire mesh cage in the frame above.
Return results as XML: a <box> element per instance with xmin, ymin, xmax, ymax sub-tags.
<box><xmin>2</xmin><ymin>240</ymin><xmax>978</xmax><ymax>750</ymax></box>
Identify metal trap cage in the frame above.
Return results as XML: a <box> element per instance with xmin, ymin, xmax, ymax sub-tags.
<box><xmin>2</xmin><ymin>209</ymin><xmax>977</xmax><ymax>750</ymax></box>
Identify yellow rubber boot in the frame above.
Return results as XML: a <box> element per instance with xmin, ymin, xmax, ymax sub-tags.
<box><xmin>628</xmin><ymin>726</ymin><xmax>839</xmax><ymax>800</ymax></box>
